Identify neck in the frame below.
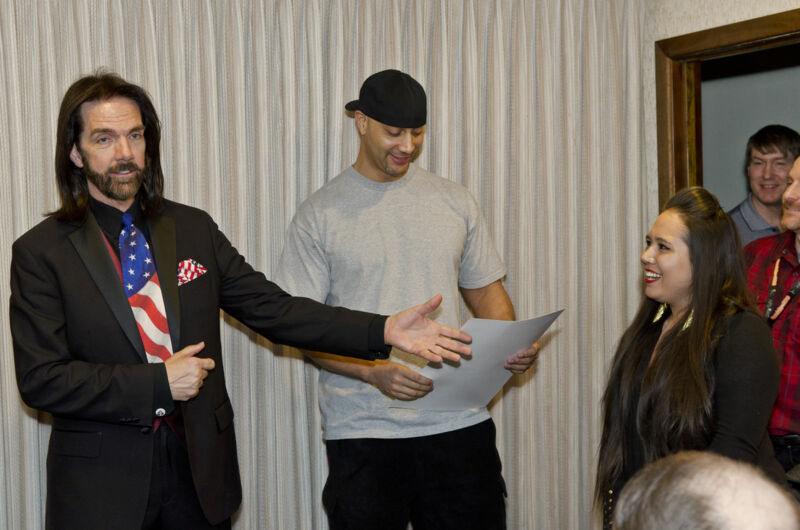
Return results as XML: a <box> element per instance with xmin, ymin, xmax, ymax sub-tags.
<box><xmin>88</xmin><ymin>184</ymin><xmax>135</xmax><ymax>212</ymax></box>
<box><xmin>666</xmin><ymin>302</ymin><xmax>689</xmax><ymax>326</ymax></box>
<box><xmin>352</xmin><ymin>154</ymin><xmax>408</xmax><ymax>183</ymax></box>
<box><xmin>751</xmin><ymin>195</ymin><xmax>782</xmax><ymax>227</ymax></box>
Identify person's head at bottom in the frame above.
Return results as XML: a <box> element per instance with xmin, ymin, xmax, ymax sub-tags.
<box><xmin>614</xmin><ymin>450</ymin><xmax>800</xmax><ymax>530</ymax></box>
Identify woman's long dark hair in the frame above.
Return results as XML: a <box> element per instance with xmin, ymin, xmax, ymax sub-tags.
<box><xmin>51</xmin><ymin>70</ymin><xmax>164</xmax><ymax>221</ymax></box>
<box><xmin>595</xmin><ymin>187</ymin><xmax>755</xmax><ymax>508</ymax></box>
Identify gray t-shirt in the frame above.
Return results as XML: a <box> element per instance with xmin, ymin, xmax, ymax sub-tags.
<box><xmin>275</xmin><ymin>164</ymin><xmax>506</xmax><ymax>439</ymax></box>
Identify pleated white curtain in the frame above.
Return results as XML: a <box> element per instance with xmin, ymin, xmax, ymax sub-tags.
<box><xmin>0</xmin><ymin>1</ymin><xmax>646</xmax><ymax>528</ymax></box>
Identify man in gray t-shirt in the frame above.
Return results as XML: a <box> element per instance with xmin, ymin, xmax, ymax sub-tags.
<box><xmin>728</xmin><ymin>125</ymin><xmax>800</xmax><ymax>246</ymax></box>
<box><xmin>275</xmin><ymin>70</ymin><xmax>539</xmax><ymax>529</ymax></box>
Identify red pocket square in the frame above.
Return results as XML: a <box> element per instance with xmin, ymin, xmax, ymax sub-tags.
<box><xmin>177</xmin><ymin>259</ymin><xmax>207</xmax><ymax>286</ymax></box>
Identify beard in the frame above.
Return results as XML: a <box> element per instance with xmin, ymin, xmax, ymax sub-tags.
<box><xmin>84</xmin><ymin>161</ymin><xmax>146</xmax><ymax>202</ymax></box>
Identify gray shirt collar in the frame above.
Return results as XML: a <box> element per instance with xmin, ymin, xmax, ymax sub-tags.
<box><xmin>740</xmin><ymin>193</ymin><xmax>776</xmax><ymax>231</ymax></box>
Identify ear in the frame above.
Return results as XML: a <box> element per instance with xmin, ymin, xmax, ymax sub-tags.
<box><xmin>354</xmin><ymin>111</ymin><xmax>368</xmax><ymax>136</ymax></box>
<box><xmin>69</xmin><ymin>144</ymin><xmax>84</xmax><ymax>168</ymax></box>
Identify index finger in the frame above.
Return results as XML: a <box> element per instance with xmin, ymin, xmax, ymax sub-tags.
<box><xmin>441</xmin><ymin>326</ymin><xmax>472</xmax><ymax>345</ymax></box>
<box><xmin>177</xmin><ymin>341</ymin><xmax>206</xmax><ymax>357</ymax></box>
<box><xmin>197</xmin><ymin>357</ymin><xmax>216</xmax><ymax>370</ymax></box>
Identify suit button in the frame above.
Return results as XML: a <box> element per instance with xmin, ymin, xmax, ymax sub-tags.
<box><xmin>140</xmin><ymin>427</ymin><xmax>151</xmax><ymax>434</ymax></box>
<box><xmin>155</xmin><ymin>408</ymin><xmax>166</xmax><ymax>417</ymax></box>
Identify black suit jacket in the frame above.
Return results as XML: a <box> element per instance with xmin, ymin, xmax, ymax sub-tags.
<box><xmin>10</xmin><ymin>200</ymin><xmax>386</xmax><ymax>528</ymax></box>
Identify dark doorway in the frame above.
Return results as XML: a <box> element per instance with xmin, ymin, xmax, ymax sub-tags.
<box><xmin>654</xmin><ymin>9</ymin><xmax>800</xmax><ymax>207</ymax></box>
<box><xmin>701</xmin><ymin>42</ymin><xmax>800</xmax><ymax>211</ymax></box>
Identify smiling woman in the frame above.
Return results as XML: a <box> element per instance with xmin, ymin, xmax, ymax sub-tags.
<box><xmin>595</xmin><ymin>186</ymin><xmax>786</xmax><ymax>528</ymax></box>
<box><xmin>641</xmin><ymin>209</ymin><xmax>693</xmax><ymax>322</ymax></box>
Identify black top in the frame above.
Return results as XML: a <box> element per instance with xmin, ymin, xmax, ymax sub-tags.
<box><xmin>622</xmin><ymin>310</ymin><xmax>784</xmax><ymax>486</ymax></box>
<box><xmin>605</xmin><ymin>310</ymin><xmax>785</xmax><ymax>528</ymax></box>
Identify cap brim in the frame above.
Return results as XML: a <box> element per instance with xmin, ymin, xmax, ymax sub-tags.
<box><xmin>344</xmin><ymin>99</ymin><xmax>360</xmax><ymax>112</ymax></box>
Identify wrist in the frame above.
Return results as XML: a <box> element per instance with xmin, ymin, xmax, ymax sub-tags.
<box><xmin>383</xmin><ymin>314</ymin><xmax>393</xmax><ymax>344</ymax></box>
<box><xmin>360</xmin><ymin>364</ymin><xmax>377</xmax><ymax>385</ymax></box>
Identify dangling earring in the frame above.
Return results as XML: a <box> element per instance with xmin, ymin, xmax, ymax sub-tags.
<box><xmin>681</xmin><ymin>310</ymin><xmax>694</xmax><ymax>332</ymax></box>
<box><xmin>652</xmin><ymin>303</ymin><xmax>667</xmax><ymax>323</ymax></box>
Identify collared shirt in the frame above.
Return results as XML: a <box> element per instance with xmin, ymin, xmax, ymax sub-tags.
<box><xmin>729</xmin><ymin>194</ymin><xmax>781</xmax><ymax>247</ymax></box>
<box><xmin>89</xmin><ymin>197</ymin><xmax>149</xmax><ymax>258</ymax></box>
<box><xmin>744</xmin><ymin>231</ymin><xmax>800</xmax><ymax>435</ymax></box>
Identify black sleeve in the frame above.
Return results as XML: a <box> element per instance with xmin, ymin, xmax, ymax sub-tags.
<box><xmin>709</xmin><ymin>311</ymin><xmax>780</xmax><ymax>462</ymax></box>
<box><xmin>206</xmin><ymin>214</ymin><xmax>391</xmax><ymax>360</ymax></box>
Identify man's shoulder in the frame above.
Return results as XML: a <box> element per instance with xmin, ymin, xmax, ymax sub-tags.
<box><xmin>727</xmin><ymin>198</ymin><xmax>747</xmax><ymax>217</ymax></box>
<box><xmin>158</xmin><ymin>198</ymin><xmax>208</xmax><ymax>216</ymax></box>
<box><xmin>14</xmin><ymin>214</ymin><xmax>78</xmax><ymax>252</ymax></box>
<box><xmin>155</xmin><ymin>199</ymin><xmax>215</xmax><ymax>225</ymax></box>
<box><xmin>743</xmin><ymin>231</ymin><xmax>792</xmax><ymax>266</ymax></box>
<box><xmin>744</xmin><ymin>231</ymin><xmax>789</xmax><ymax>251</ymax></box>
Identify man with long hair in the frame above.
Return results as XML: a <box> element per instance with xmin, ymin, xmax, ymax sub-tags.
<box><xmin>9</xmin><ymin>71</ymin><xmax>473</xmax><ymax>529</ymax></box>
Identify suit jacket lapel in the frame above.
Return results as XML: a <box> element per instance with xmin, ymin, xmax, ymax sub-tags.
<box><xmin>69</xmin><ymin>212</ymin><xmax>147</xmax><ymax>361</ymax></box>
<box><xmin>149</xmin><ymin>213</ymin><xmax>181</xmax><ymax>351</ymax></box>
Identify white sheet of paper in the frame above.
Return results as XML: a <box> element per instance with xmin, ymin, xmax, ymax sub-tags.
<box><xmin>392</xmin><ymin>309</ymin><xmax>564</xmax><ymax>411</ymax></box>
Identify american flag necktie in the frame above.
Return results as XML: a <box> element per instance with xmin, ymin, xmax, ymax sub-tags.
<box><xmin>120</xmin><ymin>213</ymin><xmax>174</xmax><ymax>363</ymax></box>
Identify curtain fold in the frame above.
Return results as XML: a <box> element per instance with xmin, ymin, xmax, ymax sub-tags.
<box><xmin>0</xmin><ymin>1</ymin><xmax>644</xmax><ymax>528</ymax></box>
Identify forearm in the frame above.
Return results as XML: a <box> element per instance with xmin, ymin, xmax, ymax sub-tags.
<box><xmin>14</xmin><ymin>351</ymin><xmax>165</xmax><ymax>425</ymax></box>
<box><xmin>305</xmin><ymin>350</ymin><xmax>377</xmax><ymax>384</ymax></box>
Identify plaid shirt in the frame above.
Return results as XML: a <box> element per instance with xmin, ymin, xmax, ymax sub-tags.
<box><xmin>744</xmin><ymin>231</ymin><xmax>800</xmax><ymax>435</ymax></box>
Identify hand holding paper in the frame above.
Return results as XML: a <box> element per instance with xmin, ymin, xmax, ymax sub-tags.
<box><xmin>394</xmin><ymin>309</ymin><xmax>563</xmax><ymax>410</ymax></box>
<box><xmin>504</xmin><ymin>341</ymin><xmax>541</xmax><ymax>373</ymax></box>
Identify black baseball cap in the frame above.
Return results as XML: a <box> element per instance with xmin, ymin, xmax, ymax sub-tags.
<box><xmin>345</xmin><ymin>69</ymin><xmax>426</xmax><ymax>128</ymax></box>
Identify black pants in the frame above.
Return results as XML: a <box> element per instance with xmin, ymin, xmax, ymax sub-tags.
<box><xmin>140</xmin><ymin>427</ymin><xmax>231</xmax><ymax>529</ymax></box>
<box><xmin>323</xmin><ymin>419</ymin><xmax>507</xmax><ymax>530</ymax></box>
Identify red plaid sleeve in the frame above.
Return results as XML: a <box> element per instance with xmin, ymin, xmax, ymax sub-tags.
<box><xmin>744</xmin><ymin>232</ymin><xmax>800</xmax><ymax>435</ymax></box>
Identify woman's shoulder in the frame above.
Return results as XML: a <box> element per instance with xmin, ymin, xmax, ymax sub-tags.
<box><xmin>722</xmin><ymin>309</ymin><xmax>769</xmax><ymax>337</ymax></box>
<box><xmin>715</xmin><ymin>309</ymin><xmax>778</xmax><ymax>371</ymax></box>
<box><xmin>713</xmin><ymin>310</ymin><xmax>779</xmax><ymax>406</ymax></box>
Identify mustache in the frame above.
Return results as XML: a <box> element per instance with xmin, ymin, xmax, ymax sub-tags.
<box><xmin>108</xmin><ymin>162</ymin><xmax>142</xmax><ymax>174</ymax></box>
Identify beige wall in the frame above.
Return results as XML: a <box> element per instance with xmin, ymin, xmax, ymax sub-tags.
<box><xmin>642</xmin><ymin>0</ymin><xmax>800</xmax><ymax>221</ymax></box>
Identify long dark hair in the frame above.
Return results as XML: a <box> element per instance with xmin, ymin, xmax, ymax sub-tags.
<box><xmin>51</xmin><ymin>70</ymin><xmax>164</xmax><ymax>221</ymax></box>
<box><xmin>595</xmin><ymin>186</ymin><xmax>754</xmax><ymax>509</ymax></box>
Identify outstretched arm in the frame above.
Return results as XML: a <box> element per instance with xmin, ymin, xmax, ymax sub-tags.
<box><xmin>384</xmin><ymin>294</ymin><xmax>472</xmax><ymax>363</ymax></box>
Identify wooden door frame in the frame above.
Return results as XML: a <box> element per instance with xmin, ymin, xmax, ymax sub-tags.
<box><xmin>655</xmin><ymin>8</ymin><xmax>800</xmax><ymax>207</ymax></box>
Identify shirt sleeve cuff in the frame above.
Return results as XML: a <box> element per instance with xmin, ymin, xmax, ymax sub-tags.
<box><xmin>368</xmin><ymin>315</ymin><xmax>391</xmax><ymax>360</ymax></box>
<box><xmin>153</xmin><ymin>363</ymin><xmax>175</xmax><ymax>417</ymax></box>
